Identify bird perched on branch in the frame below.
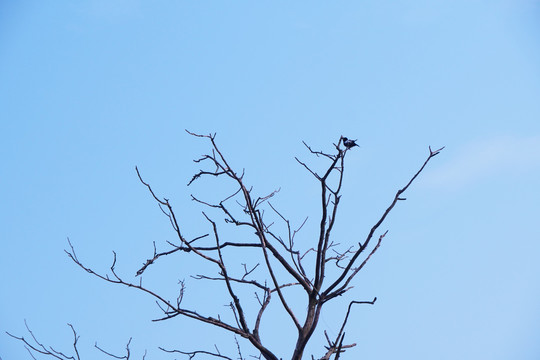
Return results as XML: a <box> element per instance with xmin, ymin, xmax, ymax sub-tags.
<box><xmin>342</xmin><ymin>137</ymin><xmax>359</xmax><ymax>149</ymax></box>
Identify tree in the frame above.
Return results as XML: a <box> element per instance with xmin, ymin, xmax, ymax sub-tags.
<box><xmin>8</xmin><ymin>131</ymin><xmax>443</xmax><ymax>360</ymax></box>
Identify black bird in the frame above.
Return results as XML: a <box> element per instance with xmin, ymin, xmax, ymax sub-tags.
<box><xmin>342</xmin><ymin>137</ymin><xmax>359</xmax><ymax>149</ymax></box>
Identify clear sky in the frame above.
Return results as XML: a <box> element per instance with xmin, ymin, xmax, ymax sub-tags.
<box><xmin>1</xmin><ymin>1</ymin><xmax>540</xmax><ymax>359</ymax></box>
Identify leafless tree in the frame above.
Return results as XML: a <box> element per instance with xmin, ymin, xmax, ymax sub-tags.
<box><xmin>8</xmin><ymin>131</ymin><xmax>443</xmax><ymax>359</ymax></box>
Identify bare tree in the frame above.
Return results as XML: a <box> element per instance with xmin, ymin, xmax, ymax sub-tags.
<box><xmin>8</xmin><ymin>131</ymin><xmax>443</xmax><ymax>360</ymax></box>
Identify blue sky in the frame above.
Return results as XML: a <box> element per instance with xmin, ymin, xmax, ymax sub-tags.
<box><xmin>1</xmin><ymin>1</ymin><xmax>540</xmax><ymax>359</ymax></box>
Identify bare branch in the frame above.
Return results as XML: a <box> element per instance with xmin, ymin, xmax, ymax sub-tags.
<box><xmin>320</xmin><ymin>298</ymin><xmax>376</xmax><ymax>360</ymax></box>
<box><xmin>65</xmin><ymin>239</ymin><xmax>249</xmax><ymax>339</ymax></box>
<box><xmin>301</xmin><ymin>141</ymin><xmax>337</xmax><ymax>161</ymax></box>
<box><xmin>234</xmin><ymin>336</ymin><xmax>244</xmax><ymax>360</ymax></box>
<box><xmin>324</xmin><ymin>232</ymin><xmax>386</xmax><ymax>302</ymax></box>
<box><xmin>322</xmin><ymin>146</ymin><xmax>443</xmax><ymax>300</ymax></box>
<box><xmin>267</xmin><ymin>203</ymin><xmax>308</xmax><ymax>280</ymax></box>
<box><xmin>135</xmin><ymin>166</ymin><xmax>168</xmax><ymax>206</ymax></box>
<box><xmin>202</xmin><ymin>212</ymin><xmax>250</xmax><ymax>334</ymax></box>
<box><xmin>295</xmin><ymin>157</ymin><xmax>320</xmax><ymax>180</ymax></box>
<box><xmin>136</xmin><ymin>234</ymin><xmax>209</xmax><ymax>276</ymax></box>
<box><xmin>95</xmin><ymin>338</ymin><xmax>133</xmax><ymax>359</ymax></box>
<box><xmin>6</xmin><ymin>321</ymin><xmax>80</xmax><ymax>360</ymax></box>
<box><xmin>312</xmin><ymin>140</ymin><xmax>345</xmax><ymax>294</ymax></box>
<box><xmin>160</xmin><ymin>346</ymin><xmax>234</xmax><ymax>360</ymax></box>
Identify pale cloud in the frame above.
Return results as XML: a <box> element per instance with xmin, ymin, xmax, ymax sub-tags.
<box><xmin>421</xmin><ymin>135</ymin><xmax>540</xmax><ymax>189</ymax></box>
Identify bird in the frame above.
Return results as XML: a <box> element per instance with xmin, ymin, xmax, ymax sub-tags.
<box><xmin>342</xmin><ymin>137</ymin><xmax>359</xmax><ymax>149</ymax></box>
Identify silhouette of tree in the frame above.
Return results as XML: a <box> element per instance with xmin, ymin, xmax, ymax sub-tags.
<box><xmin>8</xmin><ymin>131</ymin><xmax>443</xmax><ymax>359</ymax></box>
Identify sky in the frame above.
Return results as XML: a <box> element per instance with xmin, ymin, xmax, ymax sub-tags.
<box><xmin>1</xmin><ymin>1</ymin><xmax>540</xmax><ymax>359</ymax></box>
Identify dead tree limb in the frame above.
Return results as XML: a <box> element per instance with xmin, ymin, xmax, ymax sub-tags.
<box><xmin>10</xmin><ymin>131</ymin><xmax>442</xmax><ymax>360</ymax></box>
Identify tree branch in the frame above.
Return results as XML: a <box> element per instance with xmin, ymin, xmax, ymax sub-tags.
<box><xmin>321</xmin><ymin>146</ymin><xmax>444</xmax><ymax>300</ymax></box>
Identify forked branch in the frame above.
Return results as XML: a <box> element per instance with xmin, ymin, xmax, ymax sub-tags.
<box><xmin>321</xmin><ymin>146</ymin><xmax>444</xmax><ymax>301</ymax></box>
<box><xmin>9</xmin><ymin>131</ymin><xmax>442</xmax><ymax>360</ymax></box>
